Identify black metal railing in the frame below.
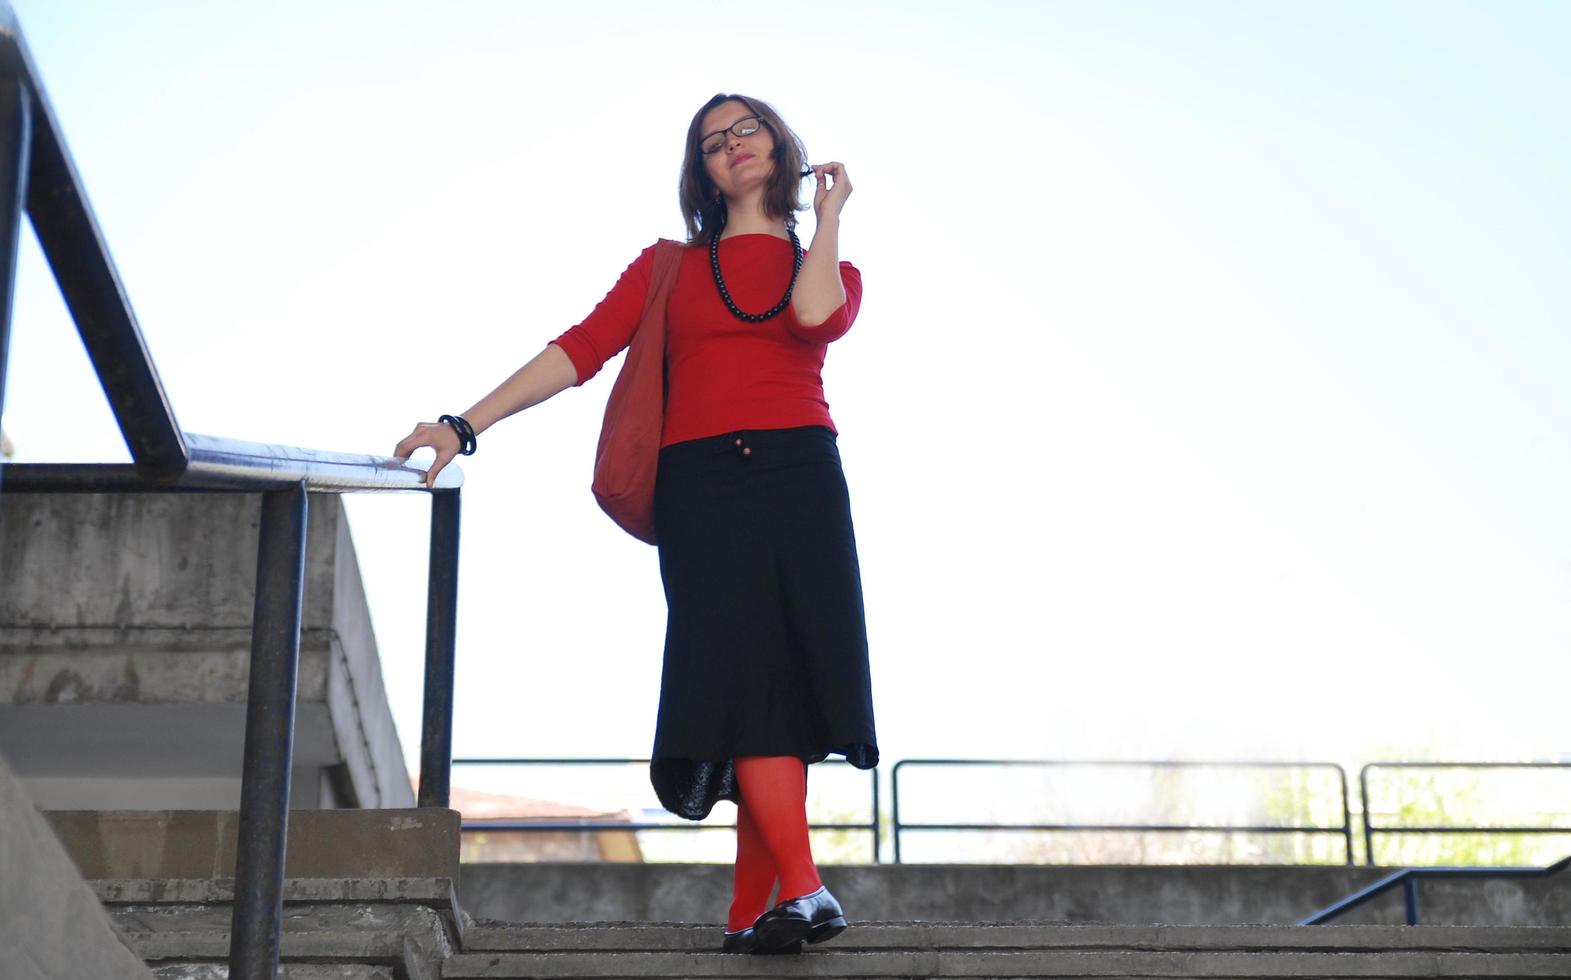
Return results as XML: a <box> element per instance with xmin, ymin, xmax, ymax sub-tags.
<box><xmin>452</xmin><ymin>757</ymin><xmax>882</xmax><ymax>863</ymax></box>
<box><xmin>0</xmin><ymin>6</ymin><xmax>184</xmax><ymax>479</ymax></box>
<box><xmin>1360</xmin><ymin>762</ymin><xmax>1571</xmax><ymax>866</ymax></box>
<box><xmin>445</xmin><ymin>757</ymin><xmax>1571</xmax><ymax>873</ymax></box>
<box><xmin>1300</xmin><ymin>761</ymin><xmax>1571</xmax><ymax>925</ymax></box>
<box><xmin>890</xmin><ymin>759</ymin><xmax>1355</xmax><ymax>865</ymax></box>
<box><xmin>0</xmin><ymin>9</ymin><xmax>463</xmax><ymax>979</ymax></box>
<box><xmin>1301</xmin><ymin>854</ymin><xmax>1571</xmax><ymax>925</ymax></box>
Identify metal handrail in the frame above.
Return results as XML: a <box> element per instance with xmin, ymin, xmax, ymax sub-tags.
<box><xmin>1301</xmin><ymin>854</ymin><xmax>1571</xmax><ymax>925</ymax></box>
<box><xmin>449</xmin><ymin>757</ymin><xmax>1571</xmax><ymax>875</ymax></box>
<box><xmin>1</xmin><ymin>433</ymin><xmax>462</xmax><ymax>493</ymax></box>
<box><xmin>0</xmin><ymin>7</ymin><xmax>464</xmax><ymax>978</ymax></box>
<box><xmin>891</xmin><ymin>759</ymin><xmax>1354</xmax><ymax>865</ymax></box>
<box><xmin>0</xmin><ymin>5</ymin><xmax>185</xmax><ymax>479</ymax></box>
<box><xmin>1359</xmin><ymin>762</ymin><xmax>1571</xmax><ymax>866</ymax></box>
<box><xmin>2</xmin><ymin>469</ymin><xmax>462</xmax><ymax>974</ymax></box>
<box><xmin>452</xmin><ymin>757</ymin><xmax>882</xmax><ymax>863</ymax></box>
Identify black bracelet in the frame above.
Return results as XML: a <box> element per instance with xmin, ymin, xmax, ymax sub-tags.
<box><xmin>438</xmin><ymin>414</ymin><xmax>477</xmax><ymax>455</ymax></box>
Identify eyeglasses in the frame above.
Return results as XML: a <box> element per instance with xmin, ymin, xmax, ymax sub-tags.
<box><xmin>699</xmin><ymin>114</ymin><xmax>816</xmax><ymax>179</ymax></box>
<box><xmin>700</xmin><ymin>115</ymin><xmax>765</xmax><ymax>155</ymax></box>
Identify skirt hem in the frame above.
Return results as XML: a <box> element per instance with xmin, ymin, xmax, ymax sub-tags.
<box><xmin>650</xmin><ymin>741</ymin><xmax>879</xmax><ymax>822</ymax></box>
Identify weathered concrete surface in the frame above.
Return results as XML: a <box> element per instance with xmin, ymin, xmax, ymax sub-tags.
<box><xmin>458</xmin><ymin>862</ymin><xmax>1571</xmax><ymax>927</ymax></box>
<box><xmin>96</xmin><ymin>878</ymin><xmax>462</xmax><ymax>980</ymax></box>
<box><xmin>0</xmin><ymin>749</ymin><xmax>154</xmax><ymax>980</ymax></box>
<box><xmin>111</xmin><ymin>902</ymin><xmax>451</xmax><ymax>980</ymax></box>
<box><xmin>0</xmin><ymin>492</ymin><xmax>411</xmax><ymax>810</ymax></box>
<box><xmin>461</xmin><ymin>920</ymin><xmax>1571</xmax><ymax>952</ymax></box>
<box><xmin>46</xmin><ymin>807</ymin><xmax>459</xmax><ymax>879</ymax></box>
<box><xmin>94</xmin><ymin>875</ymin><xmax>458</xmax><ymax>899</ymax></box>
<box><xmin>92</xmin><ymin>875</ymin><xmax>465</xmax><ymax>925</ymax></box>
<box><xmin>151</xmin><ymin>967</ymin><xmax>396</xmax><ymax>979</ymax></box>
<box><xmin>82</xmin><ymin>873</ymin><xmax>1571</xmax><ymax>979</ymax></box>
<box><xmin>443</xmin><ymin>949</ymin><xmax>1571</xmax><ymax>977</ymax></box>
<box><xmin>444</xmin><ymin>922</ymin><xmax>1571</xmax><ymax>978</ymax></box>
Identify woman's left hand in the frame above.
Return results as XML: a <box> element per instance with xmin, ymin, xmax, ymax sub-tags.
<box><xmin>811</xmin><ymin>162</ymin><xmax>852</xmax><ymax>222</ymax></box>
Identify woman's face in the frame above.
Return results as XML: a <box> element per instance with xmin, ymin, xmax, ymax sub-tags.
<box><xmin>700</xmin><ymin>100</ymin><xmax>775</xmax><ymax>202</ymax></box>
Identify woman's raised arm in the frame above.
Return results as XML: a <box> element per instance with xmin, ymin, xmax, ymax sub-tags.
<box><xmin>793</xmin><ymin>162</ymin><xmax>853</xmax><ymax>326</ymax></box>
<box><xmin>393</xmin><ymin>342</ymin><xmax>578</xmax><ymax>488</ymax></box>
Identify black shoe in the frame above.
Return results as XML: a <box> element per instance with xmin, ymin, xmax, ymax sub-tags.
<box><xmin>751</xmin><ymin>885</ymin><xmax>848</xmax><ymax>951</ymax></box>
<box><xmin>720</xmin><ymin>926</ymin><xmax>802</xmax><ymax>955</ymax></box>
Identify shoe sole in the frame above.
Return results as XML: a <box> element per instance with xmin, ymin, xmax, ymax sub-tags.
<box><xmin>807</xmin><ymin>916</ymin><xmax>848</xmax><ymax>945</ymax></box>
<box><xmin>754</xmin><ymin>915</ymin><xmax>848</xmax><ymax>952</ymax></box>
<box><xmin>757</xmin><ymin>939</ymin><xmax>804</xmax><ymax>955</ymax></box>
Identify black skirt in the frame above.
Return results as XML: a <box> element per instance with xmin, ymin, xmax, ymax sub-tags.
<box><xmin>648</xmin><ymin>424</ymin><xmax>879</xmax><ymax>820</ymax></box>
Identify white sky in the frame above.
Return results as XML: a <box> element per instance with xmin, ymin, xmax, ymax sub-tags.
<box><xmin>4</xmin><ymin>1</ymin><xmax>1570</xmax><ymax>830</ymax></box>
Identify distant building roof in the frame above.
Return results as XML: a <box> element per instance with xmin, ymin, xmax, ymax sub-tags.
<box><xmin>445</xmin><ymin>783</ymin><xmax>645</xmax><ymax>863</ymax></box>
<box><xmin>448</xmin><ymin>784</ymin><xmax>630</xmax><ymax>821</ymax></box>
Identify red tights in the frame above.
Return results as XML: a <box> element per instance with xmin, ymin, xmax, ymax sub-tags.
<box><xmin>726</xmin><ymin>755</ymin><xmax>823</xmax><ymax>932</ymax></box>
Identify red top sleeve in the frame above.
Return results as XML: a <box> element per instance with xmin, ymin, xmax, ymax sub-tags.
<box><xmin>550</xmin><ymin>243</ymin><xmax>658</xmax><ymax>386</ymax></box>
<box><xmin>782</xmin><ymin>261</ymin><xmax>863</xmax><ymax>345</ymax></box>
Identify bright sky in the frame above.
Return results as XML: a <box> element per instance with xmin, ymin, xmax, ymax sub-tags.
<box><xmin>5</xmin><ymin>1</ymin><xmax>1570</xmax><ymax>832</ymax></box>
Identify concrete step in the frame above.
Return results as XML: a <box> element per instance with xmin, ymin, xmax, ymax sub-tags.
<box><xmin>445</xmin><ymin>921</ymin><xmax>1571</xmax><ymax>978</ymax></box>
<box><xmin>94</xmin><ymin>876</ymin><xmax>1571</xmax><ymax>979</ymax></box>
<box><xmin>150</xmin><ymin>968</ymin><xmax>396</xmax><ymax>979</ymax></box>
<box><xmin>49</xmin><ymin>808</ymin><xmax>460</xmax><ymax>880</ymax></box>
<box><xmin>2</xmin><ymin>493</ymin><xmax>413</xmax><ymax>811</ymax></box>
<box><xmin>458</xmin><ymin>861</ymin><xmax>1571</xmax><ymax>926</ymax></box>
<box><xmin>102</xmin><ymin>884</ymin><xmax>457</xmax><ymax>980</ymax></box>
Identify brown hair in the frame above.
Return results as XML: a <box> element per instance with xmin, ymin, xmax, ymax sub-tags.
<box><xmin>680</xmin><ymin>93</ymin><xmax>809</xmax><ymax>247</ymax></box>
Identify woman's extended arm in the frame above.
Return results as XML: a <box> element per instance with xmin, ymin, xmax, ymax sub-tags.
<box><xmin>792</xmin><ymin>162</ymin><xmax>853</xmax><ymax>326</ymax></box>
<box><xmin>459</xmin><ymin>342</ymin><xmax>579</xmax><ymax>435</ymax></box>
<box><xmin>393</xmin><ymin>342</ymin><xmax>578</xmax><ymax>487</ymax></box>
<box><xmin>393</xmin><ymin>244</ymin><xmax>657</xmax><ymax>487</ymax></box>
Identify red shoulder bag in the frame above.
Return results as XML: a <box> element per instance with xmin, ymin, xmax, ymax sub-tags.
<box><xmin>591</xmin><ymin>239</ymin><xmax>685</xmax><ymax>545</ymax></box>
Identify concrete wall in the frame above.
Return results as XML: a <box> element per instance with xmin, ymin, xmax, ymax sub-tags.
<box><xmin>459</xmin><ymin>862</ymin><xmax>1571</xmax><ymax>927</ymax></box>
<box><xmin>44</xmin><ymin>807</ymin><xmax>460</xmax><ymax>879</ymax></box>
<box><xmin>0</xmin><ymin>749</ymin><xmax>153</xmax><ymax>979</ymax></box>
<box><xmin>0</xmin><ymin>492</ymin><xmax>412</xmax><ymax>809</ymax></box>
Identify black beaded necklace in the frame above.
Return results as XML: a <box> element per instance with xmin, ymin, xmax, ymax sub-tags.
<box><xmin>709</xmin><ymin>206</ymin><xmax>804</xmax><ymax>323</ymax></box>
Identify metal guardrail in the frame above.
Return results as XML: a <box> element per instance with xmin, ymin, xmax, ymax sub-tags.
<box><xmin>452</xmin><ymin>757</ymin><xmax>882</xmax><ymax>863</ymax></box>
<box><xmin>1360</xmin><ymin>762</ymin><xmax>1571</xmax><ymax>866</ymax></box>
<box><xmin>449</xmin><ymin>757</ymin><xmax>1571</xmax><ymax>878</ymax></box>
<box><xmin>890</xmin><ymin>759</ymin><xmax>1355</xmax><ymax>865</ymax></box>
<box><xmin>0</xmin><ymin>8</ymin><xmax>463</xmax><ymax>978</ymax></box>
<box><xmin>1307</xmin><ymin>763</ymin><xmax>1571</xmax><ymax>924</ymax></box>
<box><xmin>2</xmin><ymin>432</ymin><xmax>462</xmax><ymax>492</ymax></box>
<box><xmin>0</xmin><ymin>5</ymin><xmax>185</xmax><ymax>479</ymax></box>
<box><xmin>1302</xmin><ymin>854</ymin><xmax>1571</xmax><ymax>925</ymax></box>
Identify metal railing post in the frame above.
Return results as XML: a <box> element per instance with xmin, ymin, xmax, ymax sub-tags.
<box><xmin>1360</xmin><ymin>765</ymin><xmax>1376</xmax><ymax>866</ymax></box>
<box><xmin>0</xmin><ymin>74</ymin><xmax>31</xmax><ymax>449</ymax></box>
<box><xmin>1336</xmin><ymin>766</ymin><xmax>1354</xmax><ymax>866</ymax></box>
<box><xmin>891</xmin><ymin>761</ymin><xmax>903</xmax><ymax>864</ymax></box>
<box><xmin>418</xmin><ymin>488</ymin><xmax>461</xmax><ymax>807</ymax></box>
<box><xmin>229</xmin><ymin>483</ymin><xmax>309</xmax><ymax>980</ymax></box>
<box><xmin>870</xmin><ymin>767</ymin><xmax>881</xmax><ymax>864</ymax></box>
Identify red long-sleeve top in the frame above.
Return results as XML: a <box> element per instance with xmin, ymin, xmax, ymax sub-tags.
<box><xmin>551</xmin><ymin>235</ymin><xmax>862</xmax><ymax>448</ymax></box>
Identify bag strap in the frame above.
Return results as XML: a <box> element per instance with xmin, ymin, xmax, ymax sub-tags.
<box><xmin>644</xmin><ymin>238</ymin><xmax>684</xmax><ymax>313</ymax></box>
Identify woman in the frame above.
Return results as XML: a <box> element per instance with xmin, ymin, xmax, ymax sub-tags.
<box><xmin>394</xmin><ymin>93</ymin><xmax>877</xmax><ymax>955</ymax></box>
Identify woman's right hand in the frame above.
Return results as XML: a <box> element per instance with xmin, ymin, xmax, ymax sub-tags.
<box><xmin>394</xmin><ymin>422</ymin><xmax>462</xmax><ymax>489</ymax></box>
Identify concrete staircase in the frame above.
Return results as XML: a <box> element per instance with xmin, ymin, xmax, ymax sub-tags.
<box><xmin>44</xmin><ymin>813</ymin><xmax>1571</xmax><ymax>977</ymax></box>
<box><xmin>101</xmin><ymin>904</ymin><xmax>1571</xmax><ymax>979</ymax></box>
<box><xmin>446</xmin><ymin>922</ymin><xmax>1571</xmax><ymax>977</ymax></box>
<box><xmin>58</xmin><ymin>821</ymin><xmax>1571</xmax><ymax>978</ymax></box>
<box><xmin>12</xmin><ymin>494</ymin><xmax>1569</xmax><ymax>977</ymax></box>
